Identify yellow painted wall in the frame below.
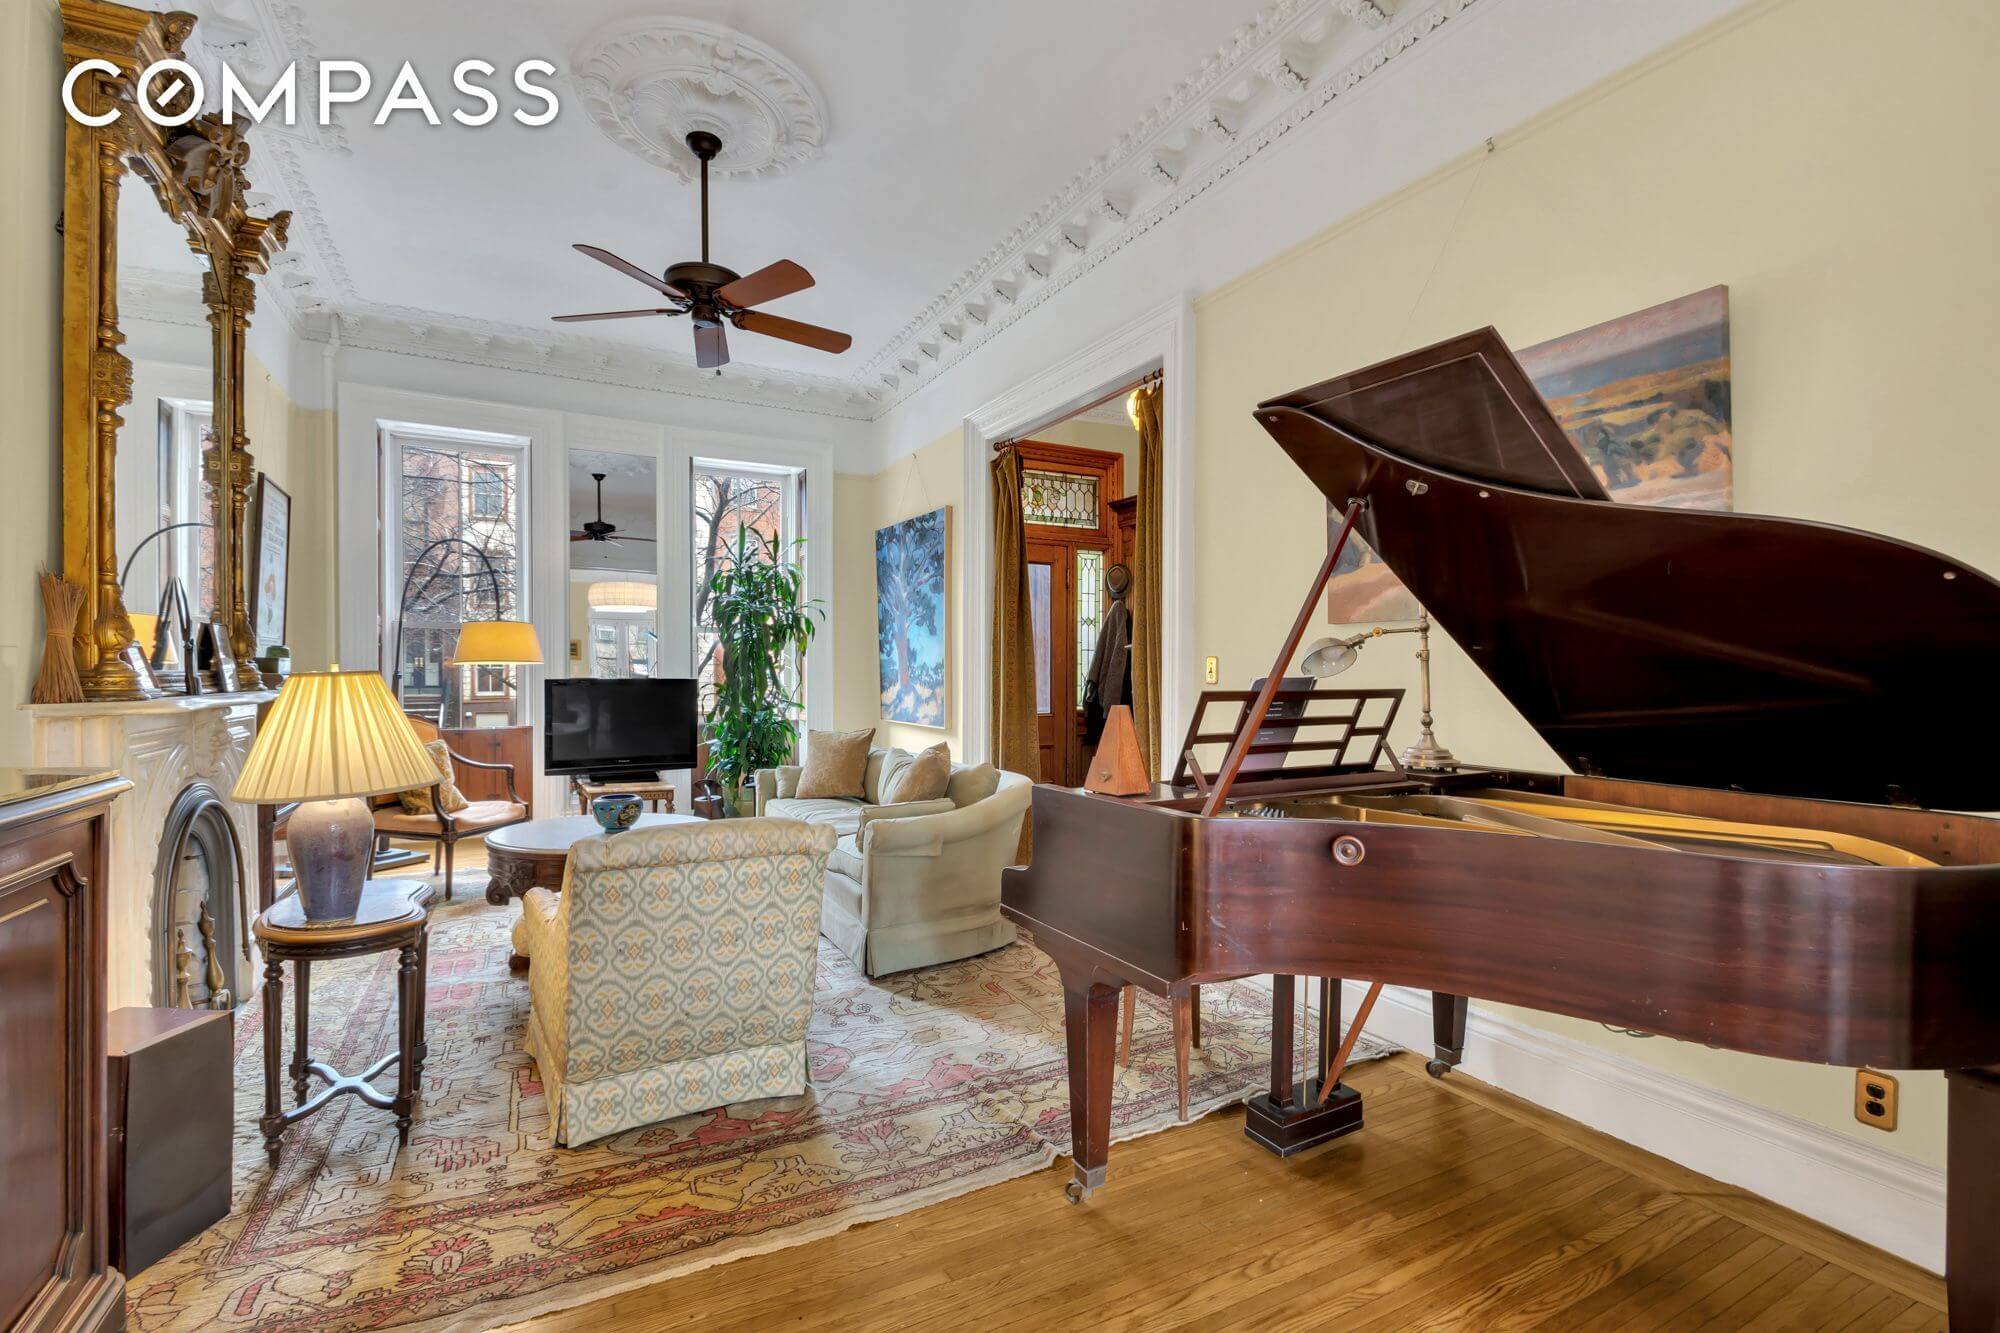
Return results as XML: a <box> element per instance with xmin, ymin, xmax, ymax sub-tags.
<box><xmin>0</xmin><ymin>0</ymin><xmax>63</xmax><ymax>759</ymax></box>
<box><xmin>1193</xmin><ymin>0</ymin><xmax>2000</xmax><ymax>1169</ymax></box>
<box><xmin>1031</xmin><ymin>416</ymin><xmax>1140</xmax><ymax>499</ymax></box>
<box><xmin>243</xmin><ymin>351</ymin><xmax>335</xmax><ymax>671</ymax></box>
<box><xmin>831</xmin><ymin>430</ymin><xmax>966</xmax><ymax>758</ymax></box>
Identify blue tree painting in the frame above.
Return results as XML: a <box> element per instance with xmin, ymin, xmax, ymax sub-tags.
<box><xmin>876</xmin><ymin>506</ymin><xmax>948</xmax><ymax>727</ymax></box>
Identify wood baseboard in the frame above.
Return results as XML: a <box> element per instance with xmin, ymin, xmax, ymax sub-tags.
<box><xmin>1347</xmin><ymin>982</ymin><xmax>1947</xmax><ymax>1279</ymax></box>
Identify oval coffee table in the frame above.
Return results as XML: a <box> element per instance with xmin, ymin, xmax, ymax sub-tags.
<box><xmin>482</xmin><ymin>812</ymin><xmax>701</xmax><ymax>906</ymax></box>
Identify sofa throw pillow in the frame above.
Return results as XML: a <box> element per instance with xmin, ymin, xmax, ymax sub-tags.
<box><xmin>795</xmin><ymin>728</ymin><xmax>875</xmax><ymax>800</ymax></box>
<box><xmin>398</xmin><ymin>739</ymin><xmax>470</xmax><ymax>816</ymax></box>
<box><xmin>884</xmin><ymin>742</ymin><xmax>951</xmax><ymax>804</ymax></box>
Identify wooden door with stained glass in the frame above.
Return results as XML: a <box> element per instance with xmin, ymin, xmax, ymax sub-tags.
<box><xmin>1017</xmin><ymin>441</ymin><xmax>1124</xmax><ymax>786</ymax></box>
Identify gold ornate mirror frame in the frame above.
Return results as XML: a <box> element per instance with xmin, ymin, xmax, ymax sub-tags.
<box><xmin>61</xmin><ymin>0</ymin><xmax>290</xmax><ymax>699</ymax></box>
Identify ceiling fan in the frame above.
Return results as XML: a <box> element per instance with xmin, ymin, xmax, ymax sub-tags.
<box><xmin>554</xmin><ymin>130</ymin><xmax>852</xmax><ymax>371</ymax></box>
<box><xmin>570</xmin><ymin>473</ymin><xmax>654</xmax><ymax>545</ymax></box>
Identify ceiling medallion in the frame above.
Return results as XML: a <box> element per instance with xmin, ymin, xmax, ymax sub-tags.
<box><xmin>571</xmin><ymin>18</ymin><xmax>827</xmax><ymax>182</ymax></box>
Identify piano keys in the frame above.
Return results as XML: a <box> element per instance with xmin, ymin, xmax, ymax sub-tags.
<box><xmin>1000</xmin><ymin>328</ymin><xmax>2000</xmax><ymax>1328</ymax></box>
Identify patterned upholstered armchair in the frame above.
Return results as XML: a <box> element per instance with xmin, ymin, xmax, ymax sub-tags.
<box><xmin>514</xmin><ymin>818</ymin><xmax>835</xmax><ymax>1146</ymax></box>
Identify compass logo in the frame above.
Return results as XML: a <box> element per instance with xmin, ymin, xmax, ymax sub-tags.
<box><xmin>61</xmin><ymin>58</ymin><xmax>560</xmax><ymax>130</ymax></box>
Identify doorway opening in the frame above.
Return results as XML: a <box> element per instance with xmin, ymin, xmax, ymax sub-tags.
<box><xmin>1004</xmin><ymin>390</ymin><xmax>1151</xmax><ymax>787</ymax></box>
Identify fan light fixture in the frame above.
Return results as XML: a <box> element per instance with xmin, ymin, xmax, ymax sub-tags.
<box><xmin>553</xmin><ymin>130</ymin><xmax>853</xmax><ymax>370</ymax></box>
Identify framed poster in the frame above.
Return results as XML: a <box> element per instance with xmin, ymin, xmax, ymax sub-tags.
<box><xmin>875</xmin><ymin>506</ymin><xmax>949</xmax><ymax>727</ymax></box>
<box><xmin>250</xmin><ymin>474</ymin><xmax>291</xmax><ymax>650</ymax></box>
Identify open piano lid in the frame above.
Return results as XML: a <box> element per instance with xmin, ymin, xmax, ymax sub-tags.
<box><xmin>1255</xmin><ymin>328</ymin><xmax>2000</xmax><ymax>810</ymax></box>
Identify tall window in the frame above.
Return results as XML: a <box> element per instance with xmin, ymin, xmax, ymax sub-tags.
<box><xmin>389</xmin><ymin>430</ymin><xmax>526</xmax><ymax>728</ymax></box>
<box><xmin>691</xmin><ymin>460</ymin><xmax>802</xmax><ymax>709</ymax></box>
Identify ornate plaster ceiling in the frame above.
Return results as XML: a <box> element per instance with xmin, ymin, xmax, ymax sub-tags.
<box><xmin>166</xmin><ymin>0</ymin><xmax>1490</xmax><ymax>421</ymax></box>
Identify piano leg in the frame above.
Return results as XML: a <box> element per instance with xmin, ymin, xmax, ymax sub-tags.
<box><xmin>1245</xmin><ymin>975</ymin><xmax>1365</xmax><ymax>1157</ymax></box>
<box><xmin>1172</xmin><ymin>987</ymin><xmax>1194</xmax><ymax>1121</ymax></box>
<box><xmin>1947</xmin><ymin>1067</ymin><xmax>2000</xmax><ymax>1329</ymax></box>
<box><xmin>1059</xmin><ymin>966</ymin><xmax>1122</xmax><ymax>1204</ymax></box>
<box><xmin>1429</xmin><ymin>992</ymin><xmax>1470</xmax><ymax>1078</ymax></box>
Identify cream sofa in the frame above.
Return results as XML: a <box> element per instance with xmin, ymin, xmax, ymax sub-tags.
<box><xmin>514</xmin><ymin>818</ymin><xmax>834</xmax><ymax>1146</ymax></box>
<box><xmin>755</xmin><ymin>748</ymin><xmax>1031</xmax><ymax>977</ymax></box>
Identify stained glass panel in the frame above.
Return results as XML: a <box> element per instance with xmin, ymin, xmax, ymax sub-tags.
<box><xmin>1075</xmin><ymin>548</ymin><xmax>1104</xmax><ymax>707</ymax></box>
<box><xmin>1022</xmin><ymin>469</ymin><xmax>1099</xmax><ymax>529</ymax></box>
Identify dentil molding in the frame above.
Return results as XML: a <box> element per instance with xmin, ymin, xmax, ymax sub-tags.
<box><xmin>571</xmin><ymin>18</ymin><xmax>829</xmax><ymax>183</ymax></box>
<box><xmin>162</xmin><ymin>0</ymin><xmax>1490</xmax><ymax>425</ymax></box>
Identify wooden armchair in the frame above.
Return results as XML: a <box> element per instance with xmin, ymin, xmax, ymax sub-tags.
<box><xmin>368</xmin><ymin>714</ymin><xmax>530</xmax><ymax>900</ymax></box>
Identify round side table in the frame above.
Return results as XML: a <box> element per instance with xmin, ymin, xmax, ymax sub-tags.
<box><xmin>482</xmin><ymin>812</ymin><xmax>701</xmax><ymax>906</ymax></box>
<box><xmin>252</xmin><ymin>878</ymin><xmax>431</xmax><ymax>1164</ymax></box>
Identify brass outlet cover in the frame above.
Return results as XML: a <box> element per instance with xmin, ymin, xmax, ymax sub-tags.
<box><xmin>1204</xmin><ymin>656</ymin><xmax>1219</xmax><ymax>684</ymax></box>
<box><xmin>1855</xmin><ymin>1069</ymin><xmax>1898</xmax><ymax>1131</ymax></box>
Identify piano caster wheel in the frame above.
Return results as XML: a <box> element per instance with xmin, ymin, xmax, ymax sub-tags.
<box><xmin>1426</xmin><ymin>1058</ymin><xmax>1453</xmax><ymax>1079</ymax></box>
<box><xmin>1064</xmin><ymin>1180</ymin><xmax>1091</xmax><ymax>1205</ymax></box>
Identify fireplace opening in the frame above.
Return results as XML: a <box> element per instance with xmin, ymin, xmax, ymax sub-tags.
<box><xmin>153</xmin><ymin>782</ymin><xmax>248</xmax><ymax>1009</ymax></box>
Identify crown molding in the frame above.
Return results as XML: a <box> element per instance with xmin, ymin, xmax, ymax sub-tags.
<box><xmin>862</xmin><ymin>0</ymin><xmax>1488</xmax><ymax>413</ymax></box>
<box><xmin>168</xmin><ymin>0</ymin><xmax>1488</xmax><ymax>425</ymax></box>
<box><xmin>298</xmin><ymin>307</ymin><xmax>877</xmax><ymax>421</ymax></box>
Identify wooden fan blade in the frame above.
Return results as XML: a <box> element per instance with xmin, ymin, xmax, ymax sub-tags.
<box><xmin>574</xmin><ymin>244</ymin><xmax>687</xmax><ymax>299</ymax></box>
<box><xmin>694</xmin><ymin>322</ymin><xmax>729</xmax><ymax>369</ymax></box>
<box><xmin>552</xmin><ymin>308</ymin><xmax>680</xmax><ymax>323</ymax></box>
<box><xmin>569</xmin><ymin>532</ymin><xmax>594</xmax><ymax>541</ymax></box>
<box><xmin>734</xmin><ymin>309</ymin><xmax>852</xmax><ymax>354</ymax></box>
<box><xmin>716</xmin><ymin>259</ymin><xmax>813</xmax><ymax>310</ymax></box>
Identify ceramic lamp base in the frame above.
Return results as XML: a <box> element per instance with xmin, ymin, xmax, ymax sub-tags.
<box><xmin>288</xmin><ymin>796</ymin><xmax>375</xmax><ymax>924</ymax></box>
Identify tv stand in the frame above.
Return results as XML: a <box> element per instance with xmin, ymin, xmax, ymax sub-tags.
<box><xmin>567</xmin><ymin>774</ymin><xmax>676</xmax><ymax>814</ymax></box>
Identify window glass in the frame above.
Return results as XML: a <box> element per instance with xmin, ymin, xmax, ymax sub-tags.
<box><xmin>391</xmin><ymin>436</ymin><xmax>524</xmax><ymax>727</ymax></box>
<box><xmin>692</xmin><ymin>463</ymin><xmax>797</xmax><ymax>710</ymax></box>
<box><xmin>1075</xmin><ymin>548</ymin><xmax>1104</xmax><ymax>707</ymax></box>
<box><xmin>1029</xmin><ymin>562</ymin><xmax>1052</xmax><ymax>714</ymax></box>
<box><xmin>1022</xmin><ymin>469</ymin><xmax>1099</xmax><ymax>529</ymax></box>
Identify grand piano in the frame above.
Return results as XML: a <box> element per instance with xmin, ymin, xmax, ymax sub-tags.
<box><xmin>1001</xmin><ymin>329</ymin><xmax>2000</xmax><ymax>1327</ymax></box>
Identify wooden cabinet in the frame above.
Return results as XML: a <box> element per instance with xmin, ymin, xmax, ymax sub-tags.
<box><xmin>0</xmin><ymin>772</ymin><xmax>130</xmax><ymax>1333</ymax></box>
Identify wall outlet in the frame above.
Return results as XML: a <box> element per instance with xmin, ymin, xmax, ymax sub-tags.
<box><xmin>1204</xmin><ymin>655</ymin><xmax>1219</xmax><ymax>684</ymax></box>
<box><xmin>1854</xmin><ymin>1069</ymin><xmax>1898</xmax><ymax>1131</ymax></box>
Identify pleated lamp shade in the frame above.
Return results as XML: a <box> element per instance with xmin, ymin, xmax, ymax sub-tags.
<box><xmin>233</xmin><ymin>668</ymin><xmax>440</xmax><ymax>803</ymax></box>
<box><xmin>452</xmin><ymin>619</ymin><xmax>544</xmax><ymax>666</ymax></box>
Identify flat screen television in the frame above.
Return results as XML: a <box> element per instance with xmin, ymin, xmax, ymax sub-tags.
<box><xmin>544</xmin><ymin>677</ymin><xmax>699</xmax><ymax>780</ymax></box>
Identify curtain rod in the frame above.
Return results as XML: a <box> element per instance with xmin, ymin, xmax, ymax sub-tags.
<box><xmin>993</xmin><ymin>370</ymin><xmax>1163</xmax><ymax>452</ymax></box>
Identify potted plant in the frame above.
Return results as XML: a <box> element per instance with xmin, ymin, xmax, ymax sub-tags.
<box><xmin>702</xmin><ymin>529</ymin><xmax>821</xmax><ymax>815</ymax></box>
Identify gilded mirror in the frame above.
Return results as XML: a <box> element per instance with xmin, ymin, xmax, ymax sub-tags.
<box><xmin>60</xmin><ymin>0</ymin><xmax>290</xmax><ymax>699</ymax></box>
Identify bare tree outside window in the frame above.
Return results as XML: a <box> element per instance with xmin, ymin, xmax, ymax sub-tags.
<box><xmin>692</xmin><ymin>467</ymin><xmax>786</xmax><ymax>705</ymax></box>
<box><xmin>396</xmin><ymin>441</ymin><xmax>523</xmax><ymax>727</ymax></box>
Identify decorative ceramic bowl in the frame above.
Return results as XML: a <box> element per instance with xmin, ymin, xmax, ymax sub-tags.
<box><xmin>590</xmin><ymin>793</ymin><xmax>642</xmax><ymax>834</ymax></box>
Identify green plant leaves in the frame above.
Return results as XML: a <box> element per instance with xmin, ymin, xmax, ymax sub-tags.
<box><xmin>702</xmin><ymin>530</ymin><xmax>824</xmax><ymax>788</ymax></box>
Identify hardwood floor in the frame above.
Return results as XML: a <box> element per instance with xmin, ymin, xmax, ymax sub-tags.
<box><xmin>506</xmin><ymin>1044</ymin><xmax>1944</xmax><ymax>1331</ymax></box>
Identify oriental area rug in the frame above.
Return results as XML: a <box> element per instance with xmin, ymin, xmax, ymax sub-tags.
<box><xmin>129</xmin><ymin>883</ymin><xmax>1393</xmax><ymax>1333</ymax></box>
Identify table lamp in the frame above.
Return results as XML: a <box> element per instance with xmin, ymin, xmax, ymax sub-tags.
<box><xmin>1300</xmin><ymin>610</ymin><xmax>1457</xmax><ymax>772</ymax></box>
<box><xmin>233</xmin><ymin>668</ymin><xmax>441</xmax><ymax>924</ymax></box>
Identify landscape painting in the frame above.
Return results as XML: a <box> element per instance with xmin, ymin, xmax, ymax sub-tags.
<box><xmin>1326</xmin><ymin>286</ymin><xmax>1733</xmax><ymax>622</ymax></box>
<box><xmin>876</xmin><ymin>506</ymin><xmax>948</xmax><ymax>727</ymax></box>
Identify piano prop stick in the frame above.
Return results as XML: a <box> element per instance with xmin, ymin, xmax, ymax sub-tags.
<box><xmin>1199</xmin><ymin>499</ymin><xmax>1362</xmax><ymax>817</ymax></box>
<box><xmin>1082</xmin><ymin>705</ymin><xmax>1149</xmax><ymax>796</ymax></box>
<box><xmin>1002</xmin><ymin>329</ymin><xmax>2000</xmax><ymax>1327</ymax></box>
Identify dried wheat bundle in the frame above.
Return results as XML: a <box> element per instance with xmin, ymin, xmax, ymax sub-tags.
<box><xmin>32</xmin><ymin>570</ymin><xmax>85</xmax><ymax>704</ymax></box>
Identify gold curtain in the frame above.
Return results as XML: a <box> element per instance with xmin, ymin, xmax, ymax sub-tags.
<box><xmin>990</xmin><ymin>446</ymin><xmax>1041</xmax><ymax>860</ymax></box>
<box><xmin>1129</xmin><ymin>383</ymin><xmax>1164</xmax><ymax>779</ymax></box>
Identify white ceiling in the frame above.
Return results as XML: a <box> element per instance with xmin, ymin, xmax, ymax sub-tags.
<box><xmin>186</xmin><ymin>2</ymin><xmax>1267</xmax><ymax>376</ymax></box>
<box><xmin>162</xmin><ymin>0</ymin><xmax>1519</xmax><ymax>418</ymax></box>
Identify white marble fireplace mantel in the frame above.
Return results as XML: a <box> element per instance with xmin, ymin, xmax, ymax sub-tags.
<box><xmin>24</xmin><ymin>691</ymin><xmax>276</xmax><ymax>1010</ymax></box>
